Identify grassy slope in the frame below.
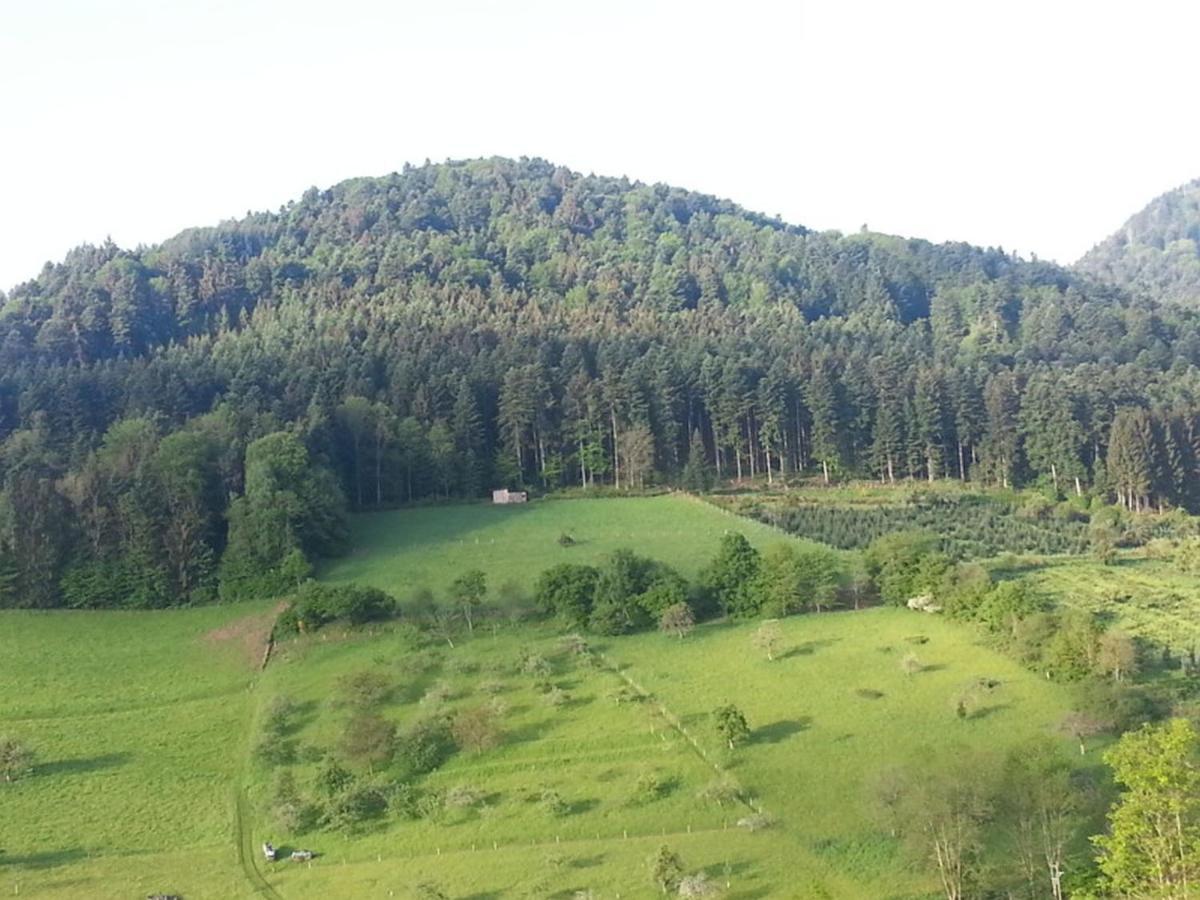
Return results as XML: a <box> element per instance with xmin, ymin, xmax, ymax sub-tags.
<box><xmin>0</xmin><ymin>604</ymin><xmax>272</xmax><ymax>899</ymax></box>
<box><xmin>1</xmin><ymin>494</ymin><xmax>1093</xmax><ymax>898</ymax></box>
<box><xmin>999</xmin><ymin>553</ymin><xmax>1200</xmax><ymax>650</ymax></box>
<box><xmin>252</xmin><ymin>609</ymin><xmax>1084</xmax><ymax>899</ymax></box>
<box><xmin>319</xmin><ymin>494</ymin><xmax>831</xmax><ymax>599</ymax></box>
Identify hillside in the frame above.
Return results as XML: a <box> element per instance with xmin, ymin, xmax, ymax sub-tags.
<box><xmin>5</xmin><ymin>158</ymin><xmax>1200</xmax><ymax>610</ymax></box>
<box><xmin>0</xmin><ymin>510</ymin><xmax>1092</xmax><ymax>898</ymax></box>
<box><xmin>1077</xmin><ymin>178</ymin><xmax>1200</xmax><ymax>306</ymax></box>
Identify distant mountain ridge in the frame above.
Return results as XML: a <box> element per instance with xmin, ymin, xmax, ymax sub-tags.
<box><xmin>1076</xmin><ymin>178</ymin><xmax>1200</xmax><ymax>306</ymax></box>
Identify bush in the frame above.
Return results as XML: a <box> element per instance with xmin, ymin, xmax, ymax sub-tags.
<box><xmin>322</xmin><ymin>781</ymin><xmax>389</xmax><ymax>833</ymax></box>
<box><xmin>0</xmin><ymin>736</ymin><xmax>35</xmax><ymax>783</ymax></box>
<box><xmin>632</xmin><ymin>770</ymin><xmax>668</xmax><ymax>803</ymax></box>
<box><xmin>736</xmin><ymin>812</ymin><xmax>777</xmax><ymax>831</ymax></box>
<box><xmin>270</xmin><ymin>770</ymin><xmax>318</xmax><ymax>833</ymax></box>
<box><xmin>337</xmin><ymin>670</ymin><xmax>393</xmax><ymax>708</ymax></box>
<box><xmin>443</xmin><ymin>783</ymin><xmax>486</xmax><ymax>809</ymax></box>
<box><xmin>534</xmin><ymin>564</ymin><xmax>599</xmax><ymax>628</ymax></box>
<box><xmin>339</xmin><ymin>712</ymin><xmax>396</xmax><ymax>769</ymax></box>
<box><xmin>451</xmin><ymin>706</ymin><xmax>502</xmax><ymax>753</ymax></box>
<box><xmin>864</xmin><ymin>531</ymin><xmax>951</xmax><ymax>606</ymax></box>
<box><xmin>395</xmin><ymin>715</ymin><xmax>454</xmax><ymax>778</ymax></box>
<box><xmin>261</xmin><ymin>694</ymin><xmax>298</xmax><ymax>736</ymax></box>
<box><xmin>254</xmin><ymin>732</ymin><xmax>296</xmax><ymax>766</ymax></box>
<box><xmin>420</xmin><ymin>681</ymin><xmax>454</xmax><ymax>707</ymax></box>
<box><xmin>276</xmin><ymin>582</ymin><xmax>397</xmax><ymax>635</ymax></box>
<box><xmin>540</xmin><ymin>787</ymin><xmax>568</xmax><ymax>815</ymax></box>
<box><xmin>697</xmin><ymin>776</ymin><xmax>742</xmax><ymax>807</ymax></box>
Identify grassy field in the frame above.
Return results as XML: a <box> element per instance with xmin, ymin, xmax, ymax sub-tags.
<box><xmin>320</xmin><ymin>494</ymin><xmax>829</xmax><ymax>600</ymax></box>
<box><xmin>0</xmin><ymin>602</ymin><xmax>276</xmax><ymax>899</ymax></box>
<box><xmin>997</xmin><ymin>552</ymin><xmax>1200</xmax><ymax>652</ymax></box>
<box><xmin>247</xmin><ymin>609</ymin><xmax>1086</xmax><ymax>899</ymax></box>
<box><xmin>1</xmin><ymin>493</ymin><xmax>1099</xmax><ymax>898</ymax></box>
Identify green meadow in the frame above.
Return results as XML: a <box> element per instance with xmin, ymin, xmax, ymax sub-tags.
<box><xmin>0</xmin><ymin>494</ymin><xmax>1115</xmax><ymax>898</ymax></box>
<box><xmin>251</xmin><ymin>608</ymin><xmax>1085</xmax><ymax>899</ymax></box>
<box><xmin>0</xmin><ymin>603</ymin><xmax>276</xmax><ymax>899</ymax></box>
<box><xmin>320</xmin><ymin>494</ymin><xmax>828</xmax><ymax>599</ymax></box>
<box><xmin>998</xmin><ymin>552</ymin><xmax>1200</xmax><ymax>651</ymax></box>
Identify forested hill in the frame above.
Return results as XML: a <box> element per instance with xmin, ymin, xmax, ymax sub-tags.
<box><xmin>4</xmin><ymin>156</ymin><xmax>1200</xmax><ymax>610</ymax></box>
<box><xmin>1077</xmin><ymin>177</ymin><xmax>1200</xmax><ymax>307</ymax></box>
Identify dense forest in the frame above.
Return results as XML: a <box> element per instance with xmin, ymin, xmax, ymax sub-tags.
<box><xmin>4</xmin><ymin>156</ymin><xmax>1200</xmax><ymax>608</ymax></box>
<box><xmin>1077</xmin><ymin>177</ymin><xmax>1200</xmax><ymax>307</ymax></box>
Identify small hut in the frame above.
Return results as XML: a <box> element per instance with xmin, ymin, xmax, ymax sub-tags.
<box><xmin>492</xmin><ymin>488</ymin><xmax>528</xmax><ymax>504</ymax></box>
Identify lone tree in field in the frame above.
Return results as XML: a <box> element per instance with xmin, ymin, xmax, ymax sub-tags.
<box><xmin>752</xmin><ymin>619</ymin><xmax>783</xmax><ymax>661</ymax></box>
<box><xmin>450</xmin><ymin>569</ymin><xmax>488</xmax><ymax>633</ymax></box>
<box><xmin>659</xmin><ymin>602</ymin><xmax>695</xmax><ymax>640</ymax></box>
<box><xmin>339</xmin><ymin>712</ymin><xmax>396</xmax><ymax>771</ymax></box>
<box><xmin>1095</xmin><ymin>631</ymin><xmax>1138</xmax><ymax>682</ymax></box>
<box><xmin>713</xmin><ymin>704</ymin><xmax>750</xmax><ymax>749</ymax></box>
<box><xmin>337</xmin><ymin>669</ymin><xmax>393</xmax><ymax>708</ymax></box>
<box><xmin>451</xmin><ymin>705</ymin><xmax>502</xmax><ymax>753</ymax></box>
<box><xmin>901</xmin><ymin>652</ymin><xmax>923</xmax><ymax>677</ymax></box>
<box><xmin>649</xmin><ymin>844</ymin><xmax>685</xmax><ymax>895</ymax></box>
<box><xmin>698</xmin><ymin>776</ymin><xmax>743</xmax><ymax>808</ymax></box>
<box><xmin>0</xmin><ymin>736</ymin><xmax>34</xmax><ymax>783</ymax></box>
<box><xmin>1058</xmin><ymin>710</ymin><xmax>1108</xmax><ymax>755</ymax></box>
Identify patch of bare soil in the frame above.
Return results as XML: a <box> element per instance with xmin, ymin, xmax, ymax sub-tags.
<box><xmin>202</xmin><ymin>601</ymin><xmax>289</xmax><ymax>670</ymax></box>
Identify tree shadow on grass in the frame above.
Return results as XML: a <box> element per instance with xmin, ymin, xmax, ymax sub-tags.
<box><xmin>754</xmin><ymin>718</ymin><xmax>811</xmax><ymax>744</ymax></box>
<box><xmin>781</xmin><ymin>638</ymin><xmax>840</xmax><ymax>659</ymax></box>
<box><xmin>917</xmin><ymin>663</ymin><xmax>947</xmax><ymax>673</ymax></box>
<box><xmin>967</xmin><ymin>703</ymin><xmax>1012</xmax><ymax>720</ymax></box>
<box><xmin>34</xmin><ymin>753</ymin><xmax>131</xmax><ymax>777</ymax></box>
<box><xmin>285</xmin><ymin>699</ymin><xmax>320</xmax><ymax>733</ymax></box>
<box><xmin>570</xmin><ymin>853</ymin><xmax>606</xmax><ymax>868</ymax></box>
<box><xmin>564</xmin><ymin>797</ymin><xmax>599</xmax><ymax>816</ymax></box>
<box><xmin>0</xmin><ymin>848</ymin><xmax>87</xmax><ymax>869</ymax></box>
<box><xmin>505</xmin><ymin>720</ymin><xmax>552</xmax><ymax>743</ymax></box>
<box><xmin>722</xmin><ymin>859</ymin><xmax>756</xmax><ymax>877</ymax></box>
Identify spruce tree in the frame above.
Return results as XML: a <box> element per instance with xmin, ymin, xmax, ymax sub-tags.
<box><xmin>680</xmin><ymin>429</ymin><xmax>713</xmax><ymax>491</ymax></box>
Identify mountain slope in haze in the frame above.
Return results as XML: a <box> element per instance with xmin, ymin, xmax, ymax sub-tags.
<box><xmin>1077</xmin><ymin>178</ymin><xmax>1200</xmax><ymax>306</ymax></box>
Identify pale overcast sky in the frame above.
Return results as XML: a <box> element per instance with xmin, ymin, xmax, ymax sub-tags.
<box><xmin>2</xmin><ymin>0</ymin><xmax>1198</xmax><ymax>291</ymax></box>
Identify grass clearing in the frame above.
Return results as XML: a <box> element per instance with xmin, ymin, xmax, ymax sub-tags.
<box><xmin>1000</xmin><ymin>553</ymin><xmax>1200</xmax><ymax>651</ymax></box>
<box><xmin>320</xmin><ymin>494</ymin><xmax>829</xmax><ymax>600</ymax></box>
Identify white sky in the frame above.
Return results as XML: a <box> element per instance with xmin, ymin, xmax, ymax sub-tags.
<box><xmin>2</xmin><ymin>0</ymin><xmax>1198</xmax><ymax>292</ymax></box>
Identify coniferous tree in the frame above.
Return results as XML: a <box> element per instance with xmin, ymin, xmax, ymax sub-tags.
<box><xmin>981</xmin><ymin>371</ymin><xmax>1022</xmax><ymax>489</ymax></box>
<box><xmin>807</xmin><ymin>357</ymin><xmax>844</xmax><ymax>483</ymax></box>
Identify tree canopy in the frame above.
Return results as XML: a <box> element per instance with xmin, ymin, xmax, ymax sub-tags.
<box><xmin>5</xmin><ymin>157</ymin><xmax>1200</xmax><ymax>607</ymax></box>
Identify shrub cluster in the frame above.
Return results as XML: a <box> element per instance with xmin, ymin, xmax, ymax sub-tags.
<box><xmin>275</xmin><ymin>582</ymin><xmax>397</xmax><ymax>635</ymax></box>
